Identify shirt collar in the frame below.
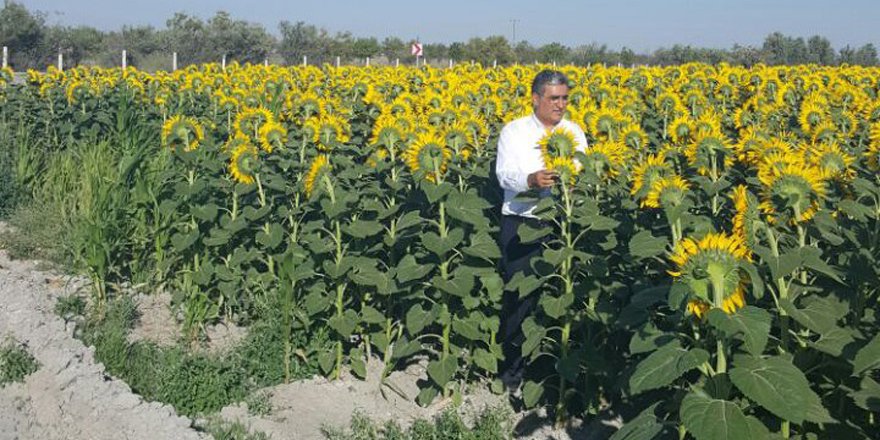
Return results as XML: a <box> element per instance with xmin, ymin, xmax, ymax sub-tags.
<box><xmin>530</xmin><ymin>113</ymin><xmax>560</xmax><ymax>131</ymax></box>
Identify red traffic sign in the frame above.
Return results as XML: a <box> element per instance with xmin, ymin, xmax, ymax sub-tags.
<box><xmin>411</xmin><ymin>43</ymin><xmax>423</xmax><ymax>57</ymax></box>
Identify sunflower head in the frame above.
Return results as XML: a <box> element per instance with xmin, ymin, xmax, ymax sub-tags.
<box><xmin>867</xmin><ymin>122</ymin><xmax>880</xmax><ymax>171</ymax></box>
<box><xmin>538</xmin><ymin>127</ymin><xmax>578</xmax><ymax>168</ymax></box>
<box><xmin>730</xmin><ymin>185</ymin><xmax>760</xmax><ymax>249</ymax></box>
<box><xmin>669</xmin><ymin>232</ymin><xmax>751</xmax><ymax>315</ymax></box>
<box><xmin>369</xmin><ymin>115</ymin><xmax>404</xmax><ymax>150</ymax></box>
<box><xmin>685</xmin><ymin>129</ymin><xmax>732</xmax><ymax>176</ymax></box>
<box><xmin>257</xmin><ymin>120</ymin><xmax>286</xmax><ymax>153</ymax></box>
<box><xmin>581</xmin><ymin>140</ymin><xmax>627</xmax><ymax>182</ymax></box>
<box><xmin>404</xmin><ymin>131</ymin><xmax>451</xmax><ymax>183</ymax></box>
<box><xmin>758</xmin><ymin>159</ymin><xmax>827</xmax><ymax>224</ymax></box>
<box><xmin>643</xmin><ymin>175</ymin><xmax>690</xmax><ymax>209</ymax></box>
<box><xmin>162</xmin><ymin>115</ymin><xmax>205</xmax><ymax>153</ymax></box>
<box><xmin>229</xmin><ymin>141</ymin><xmax>258</xmax><ymax>185</ymax></box>
<box><xmin>630</xmin><ymin>153</ymin><xmax>673</xmax><ymax>199</ymax></box>
<box><xmin>808</xmin><ymin>141</ymin><xmax>854</xmax><ymax>181</ymax></box>
<box><xmin>304</xmin><ymin>155</ymin><xmax>332</xmax><ymax>198</ymax></box>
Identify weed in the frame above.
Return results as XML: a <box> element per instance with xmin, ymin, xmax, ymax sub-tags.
<box><xmin>322</xmin><ymin>408</ymin><xmax>512</xmax><ymax>440</ymax></box>
<box><xmin>198</xmin><ymin>415</ymin><xmax>271</xmax><ymax>440</ymax></box>
<box><xmin>245</xmin><ymin>390</ymin><xmax>273</xmax><ymax>417</ymax></box>
<box><xmin>0</xmin><ymin>338</ymin><xmax>40</xmax><ymax>386</ymax></box>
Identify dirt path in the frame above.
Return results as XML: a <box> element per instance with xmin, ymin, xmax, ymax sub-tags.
<box><xmin>0</xmin><ymin>249</ymin><xmax>207</xmax><ymax>440</ymax></box>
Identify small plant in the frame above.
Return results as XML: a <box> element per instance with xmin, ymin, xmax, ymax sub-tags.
<box><xmin>322</xmin><ymin>408</ymin><xmax>512</xmax><ymax>440</ymax></box>
<box><xmin>0</xmin><ymin>338</ymin><xmax>40</xmax><ymax>386</ymax></box>
<box><xmin>55</xmin><ymin>294</ymin><xmax>87</xmax><ymax>321</ymax></box>
<box><xmin>246</xmin><ymin>390</ymin><xmax>273</xmax><ymax>417</ymax></box>
<box><xmin>198</xmin><ymin>416</ymin><xmax>271</xmax><ymax>440</ymax></box>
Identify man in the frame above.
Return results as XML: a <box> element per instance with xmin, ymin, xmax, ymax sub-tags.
<box><xmin>494</xmin><ymin>69</ymin><xmax>588</xmax><ymax>378</ymax></box>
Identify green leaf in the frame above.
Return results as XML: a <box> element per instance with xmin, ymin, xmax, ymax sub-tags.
<box><xmin>629</xmin><ymin>326</ymin><xmax>676</xmax><ymax>355</ymax></box>
<box><xmin>405</xmin><ymin>304</ymin><xmax>433</xmax><ymax>335</ymax></box>
<box><xmin>191</xmin><ymin>203</ymin><xmax>218</xmax><ymax>222</ymax></box>
<box><xmin>779</xmin><ymin>295</ymin><xmax>847</xmax><ymax>335</ymax></box>
<box><xmin>360</xmin><ymin>306</ymin><xmax>385</xmax><ymax>325</ymax></box>
<box><xmin>452</xmin><ymin>316</ymin><xmax>484</xmax><ymax>342</ymax></box>
<box><xmin>810</xmin><ymin>327</ymin><xmax>855</xmax><ymax>357</ymax></box>
<box><xmin>434</xmin><ymin>271</ymin><xmax>475</xmax><ymax>298</ymax></box>
<box><xmin>628</xmin><ymin>230</ymin><xmax>669</xmax><ymax>259</ymax></box>
<box><xmin>416</xmin><ymin>386</ymin><xmax>439</xmax><ymax>407</ymax></box>
<box><xmin>729</xmin><ymin>355</ymin><xmax>827</xmax><ymax>424</ymax></box>
<box><xmin>328</xmin><ymin>309</ymin><xmax>359</xmax><ymax>337</ymax></box>
<box><xmin>522</xmin><ymin>380</ymin><xmax>544</xmax><ymax>408</ymax></box>
<box><xmin>850</xmin><ymin>376</ymin><xmax>880</xmax><ymax>411</ymax></box>
<box><xmin>462</xmin><ymin>231</ymin><xmax>501</xmax><ymax>261</ymax></box>
<box><xmin>539</xmin><ymin>293</ymin><xmax>574</xmax><ymax>319</ymax></box>
<box><xmin>707</xmin><ymin>306</ymin><xmax>771</xmax><ymax>356</ymax></box>
<box><xmin>799</xmin><ymin>247</ymin><xmax>844</xmax><ymax>283</ymax></box>
<box><xmin>395</xmin><ymin>255</ymin><xmax>432</xmax><ymax>284</ymax></box>
<box><xmin>517</xmin><ymin>221</ymin><xmax>551</xmax><ymax>244</ymax></box>
<box><xmin>680</xmin><ymin>392</ymin><xmax>755</xmax><ymax>440</ymax></box>
<box><xmin>472</xmin><ymin>348</ymin><xmax>498</xmax><ymax>374</ymax></box>
<box><xmin>349</xmin><ymin>348</ymin><xmax>366</xmax><ymax>379</ymax></box>
<box><xmin>521</xmin><ymin>318</ymin><xmax>546</xmax><ymax>358</ymax></box>
<box><xmin>317</xmin><ymin>351</ymin><xmax>335</xmax><ymax>375</ymax></box>
<box><xmin>609</xmin><ymin>402</ymin><xmax>664</xmax><ymax>440</ymax></box>
<box><xmin>853</xmin><ymin>333</ymin><xmax>880</xmax><ymax>376</ymax></box>
<box><xmin>343</xmin><ymin>220</ymin><xmax>384</xmax><ymax>239</ymax></box>
<box><xmin>427</xmin><ymin>355</ymin><xmax>458</xmax><ymax>387</ymax></box>
<box><xmin>629</xmin><ymin>343</ymin><xmax>709</xmax><ymax>395</ymax></box>
<box><xmin>170</xmin><ymin>231</ymin><xmax>198</xmax><ymax>252</ymax></box>
<box><xmin>255</xmin><ymin>223</ymin><xmax>284</xmax><ymax>249</ymax></box>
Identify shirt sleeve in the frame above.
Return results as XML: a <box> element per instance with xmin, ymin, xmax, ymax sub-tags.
<box><xmin>495</xmin><ymin>123</ymin><xmax>531</xmax><ymax>194</ymax></box>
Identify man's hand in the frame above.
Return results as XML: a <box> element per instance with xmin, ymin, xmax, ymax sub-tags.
<box><xmin>527</xmin><ymin>169</ymin><xmax>559</xmax><ymax>189</ymax></box>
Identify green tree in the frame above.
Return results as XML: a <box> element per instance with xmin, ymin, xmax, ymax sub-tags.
<box><xmin>351</xmin><ymin>37</ymin><xmax>380</xmax><ymax>60</ymax></box>
<box><xmin>205</xmin><ymin>11</ymin><xmax>275</xmax><ymax>64</ymax></box>
<box><xmin>45</xmin><ymin>25</ymin><xmax>104</xmax><ymax>66</ymax></box>
<box><xmin>0</xmin><ymin>0</ymin><xmax>47</xmax><ymax>68</ymax></box>
<box><xmin>381</xmin><ymin>36</ymin><xmax>406</xmax><ymax>61</ymax></box>
<box><xmin>806</xmin><ymin>35</ymin><xmax>835</xmax><ymax>65</ymax></box>
<box><xmin>537</xmin><ymin>42</ymin><xmax>570</xmax><ymax>64</ymax></box>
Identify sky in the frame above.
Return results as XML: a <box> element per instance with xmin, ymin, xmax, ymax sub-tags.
<box><xmin>16</xmin><ymin>0</ymin><xmax>880</xmax><ymax>52</ymax></box>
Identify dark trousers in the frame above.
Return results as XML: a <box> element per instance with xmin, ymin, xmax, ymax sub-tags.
<box><xmin>499</xmin><ymin>215</ymin><xmax>545</xmax><ymax>371</ymax></box>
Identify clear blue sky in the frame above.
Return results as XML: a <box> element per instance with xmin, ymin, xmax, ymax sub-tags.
<box><xmin>18</xmin><ymin>0</ymin><xmax>880</xmax><ymax>52</ymax></box>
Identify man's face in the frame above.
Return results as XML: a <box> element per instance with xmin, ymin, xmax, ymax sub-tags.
<box><xmin>532</xmin><ymin>83</ymin><xmax>569</xmax><ymax>127</ymax></box>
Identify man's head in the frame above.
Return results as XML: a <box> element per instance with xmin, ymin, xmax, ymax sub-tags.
<box><xmin>531</xmin><ymin>70</ymin><xmax>570</xmax><ymax>128</ymax></box>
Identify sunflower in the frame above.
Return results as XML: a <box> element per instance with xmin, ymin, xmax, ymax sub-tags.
<box><xmin>798</xmin><ymin>99</ymin><xmax>827</xmax><ymax>134</ymax></box>
<box><xmin>369</xmin><ymin>115</ymin><xmax>405</xmax><ymax>150</ymax></box>
<box><xmin>234</xmin><ymin>106</ymin><xmax>275</xmax><ymax>138</ymax></box>
<box><xmin>667</xmin><ymin>115</ymin><xmax>692</xmax><ymax>145</ymax></box>
<box><xmin>546</xmin><ymin>156</ymin><xmax>580</xmax><ymax>185</ymax></box>
<box><xmin>308</xmin><ymin>114</ymin><xmax>352</xmax><ymax>151</ymax></box>
<box><xmin>810</xmin><ymin>120</ymin><xmax>838</xmax><ymax>145</ymax></box>
<box><xmin>162</xmin><ymin>115</ymin><xmax>204</xmax><ymax>152</ymax></box>
<box><xmin>669</xmin><ymin>232</ymin><xmax>752</xmax><ymax>316</ymax></box>
<box><xmin>758</xmin><ymin>159</ymin><xmax>827</xmax><ymax>224</ymax></box>
<box><xmin>643</xmin><ymin>175</ymin><xmax>690</xmax><ymax>209</ymax></box>
<box><xmin>404</xmin><ymin>131</ymin><xmax>452</xmax><ymax>183</ymax></box>
<box><xmin>730</xmin><ymin>185</ymin><xmax>760</xmax><ymax>250</ymax></box>
<box><xmin>684</xmin><ymin>129</ymin><xmax>733</xmax><ymax>177</ymax></box>
<box><xmin>867</xmin><ymin>122</ymin><xmax>880</xmax><ymax>171</ymax></box>
<box><xmin>258</xmin><ymin>120</ymin><xmax>287</xmax><ymax>153</ymax></box>
<box><xmin>538</xmin><ymin>127</ymin><xmax>579</xmax><ymax>168</ymax></box>
<box><xmin>808</xmin><ymin>141</ymin><xmax>855</xmax><ymax>180</ymax></box>
<box><xmin>304</xmin><ymin>155</ymin><xmax>331</xmax><ymax>197</ymax></box>
<box><xmin>630</xmin><ymin>153</ymin><xmax>674</xmax><ymax>199</ymax></box>
<box><xmin>581</xmin><ymin>140</ymin><xmax>628</xmax><ymax>181</ymax></box>
<box><xmin>619</xmin><ymin>122</ymin><xmax>648</xmax><ymax>151</ymax></box>
<box><xmin>443</xmin><ymin>120</ymin><xmax>476</xmax><ymax>158</ymax></box>
<box><xmin>229</xmin><ymin>141</ymin><xmax>258</xmax><ymax>185</ymax></box>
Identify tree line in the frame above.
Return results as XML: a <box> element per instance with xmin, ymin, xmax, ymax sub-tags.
<box><xmin>1</xmin><ymin>0</ymin><xmax>878</xmax><ymax>70</ymax></box>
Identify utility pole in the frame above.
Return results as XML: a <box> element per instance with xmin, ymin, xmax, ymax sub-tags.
<box><xmin>510</xmin><ymin>19</ymin><xmax>519</xmax><ymax>46</ymax></box>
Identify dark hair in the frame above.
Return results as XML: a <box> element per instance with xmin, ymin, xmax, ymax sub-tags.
<box><xmin>531</xmin><ymin>70</ymin><xmax>570</xmax><ymax>96</ymax></box>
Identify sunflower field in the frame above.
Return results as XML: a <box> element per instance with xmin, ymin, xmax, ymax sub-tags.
<box><xmin>2</xmin><ymin>60</ymin><xmax>880</xmax><ymax>439</ymax></box>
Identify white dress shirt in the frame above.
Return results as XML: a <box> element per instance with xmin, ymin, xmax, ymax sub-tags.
<box><xmin>495</xmin><ymin>114</ymin><xmax>588</xmax><ymax>218</ymax></box>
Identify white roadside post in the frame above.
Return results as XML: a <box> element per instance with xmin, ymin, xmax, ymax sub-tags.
<box><xmin>336</xmin><ymin>56</ymin><xmax>340</xmax><ymax>68</ymax></box>
<box><xmin>172</xmin><ymin>52</ymin><xmax>178</xmax><ymax>71</ymax></box>
<box><xmin>264</xmin><ymin>58</ymin><xmax>269</xmax><ymax>67</ymax></box>
<box><xmin>449</xmin><ymin>59</ymin><xmax>453</xmax><ymax>68</ymax></box>
<box><xmin>122</xmin><ymin>50</ymin><xmax>127</xmax><ymax>70</ymax></box>
<box><xmin>395</xmin><ymin>58</ymin><xmax>399</xmax><ymax>67</ymax></box>
<box><xmin>303</xmin><ymin>55</ymin><xmax>307</xmax><ymax>66</ymax></box>
<box><xmin>222</xmin><ymin>54</ymin><xmax>226</xmax><ymax>71</ymax></box>
<box><xmin>366</xmin><ymin>56</ymin><xmax>370</xmax><ymax>66</ymax></box>
<box><xmin>493</xmin><ymin>59</ymin><xmax>497</xmax><ymax>68</ymax></box>
<box><xmin>553</xmin><ymin>60</ymin><xmax>556</xmax><ymax>67</ymax></box>
<box><xmin>2</xmin><ymin>46</ymin><xmax>7</xmax><ymax>69</ymax></box>
<box><xmin>57</xmin><ymin>52</ymin><xmax>63</xmax><ymax>71</ymax></box>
